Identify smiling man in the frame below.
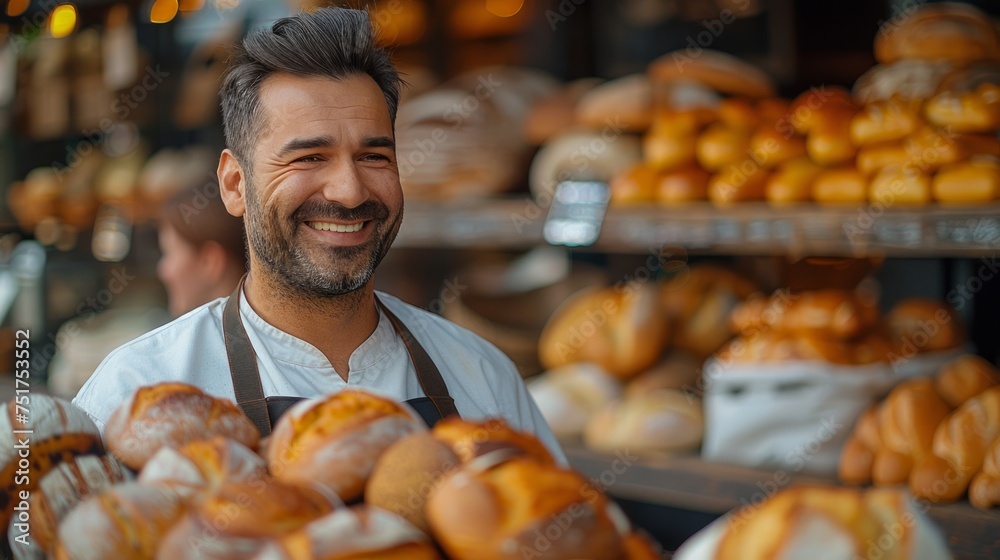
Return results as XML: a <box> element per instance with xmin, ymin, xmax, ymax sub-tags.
<box><xmin>73</xmin><ymin>8</ymin><xmax>564</xmax><ymax>461</ymax></box>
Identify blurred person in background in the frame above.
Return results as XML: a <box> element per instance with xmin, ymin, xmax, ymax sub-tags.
<box><xmin>157</xmin><ymin>183</ymin><xmax>246</xmax><ymax>316</ymax></box>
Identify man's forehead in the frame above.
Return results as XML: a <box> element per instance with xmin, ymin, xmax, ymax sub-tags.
<box><xmin>256</xmin><ymin>72</ymin><xmax>391</xmax><ymax>129</ymax></box>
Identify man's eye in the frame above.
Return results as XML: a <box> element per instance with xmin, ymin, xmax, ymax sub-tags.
<box><xmin>294</xmin><ymin>155</ymin><xmax>323</xmax><ymax>163</ymax></box>
<box><xmin>362</xmin><ymin>153</ymin><xmax>391</xmax><ymax>162</ymax></box>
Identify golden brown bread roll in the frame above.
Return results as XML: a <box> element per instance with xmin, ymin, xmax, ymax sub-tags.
<box><xmin>656</xmin><ymin>166</ymin><xmax>710</xmax><ymax>203</ymax></box>
<box><xmin>696</xmin><ymin>124</ymin><xmax>752</xmax><ymax>172</ymax></box>
<box><xmin>850</xmin><ymin>96</ymin><xmax>923</xmax><ymax>147</ymax></box>
<box><xmin>265</xmin><ymin>390</ymin><xmax>424</xmax><ymax>503</ymax></box>
<box><xmin>969</xmin><ymin>436</ymin><xmax>1000</xmax><ymax>510</ymax></box>
<box><xmin>648</xmin><ymin>49</ymin><xmax>776</xmax><ymax>99</ymax></box>
<box><xmin>924</xmin><ymin>83</ymin><xmax>1000</xmax><ymax>133</ymax></box>
<box><xmin>254</xmin><ymin>505</ymin><xmax>442</xmax><ymax>560</ymax></box>
<box><xmin>857</xmin><ymin>142</ymin><xmax>910</xmax><ymax>176</ymax></box>
<box><xmin>584</xmin><ymin>390</ymin><xmax>703</xmax><ymax>455</ymax></box>
<box><xmin>138</xmin><ymin>436</ymin><xmax>268</xmax><ymax>492</ymax></box>
<box><xmin>874</xmin><ymin>2</ymin><xmax>1000</xmax><ymax>64</ymax></box>
<box><xmin>839</xmin><ymin>435</ymin><xmax>876</xmax><ymax>486</ymax></box>
<box><xmin>425</xmin><ymin>456</ymin><xmax>626</xmax><ymax>560</ymax></box>
<box><xmin>156</xmin><ymin>479</ymin><xmax>338</xmax><ymax>559</ymax></box>
<box><xmin>904</xmin><ymin>126</ymin><xmax>968</xmax><ymax>171</ymax></box>
<box><xmin>756</xmin><ymin>98</ymin><xmax>792</xmax><ymax>124</ymax></box>
<box><xmin>648</xmin><ymin>106</ymin><xmax>717</xmax><ymax>137</ymax></box>
<box><xmin>643</xmin><ymin>127</ymin><xmax>697</xmax><ymax>171</ymax></box>
<box><xmin>660</xmin><ymin>265</ymin><xmax>757</xmax><ymax>358</ymax></box>
<box><xmin>27</xmin><ymin>454</ymin><xmax>131</xmax><ymax>556</ymax></box>
<box><xmin>807</xmin><ymin>117</ymin><xmax>858</xmax><ymax>167</ymax></box>
<box><xmin>610</xmin><ymin>163</ymin><xmax>658</xmax><ymax>205</ymax></box>
<box><xmin>873</xmin><ymin>378</ymin><xmax>952</xmax><ymax>486</ymax></box>
<box><xmin>539</xmin><ymin>283</ymin><xmax>669</xmax><ymax>380</ymax></box>
<box><xmin>932</xmin><ymin>156</ymin><xmax>1000</xmax><ymax>202</ymax></box>
<box><xmin>812</xmin><ymin>167</ymin><xmax>868</xmax><ymax>204</ymax></box>
<box><xmin>366</xmin><ymin>417</ymin><xmax>555</xmax><ymax>533</ymax></box>
<box><xmin>708</xmin><ymin>163</ymin><xmax>768</xmax><ymax>204</ymax></box>
<box><xmin>852</xmin><ymin>60</ymin><xmax>955</xmax><ymax>106</ymax></box>
<box><xmin>885</xmin><ymin>298</ymin><xmax>964</xmax><ymax>355</ymax></box>
<box><xmin>716</xmin><ymin>98</ymin><xmax>760</xmax><ymax>130</ymax></box>
<box><xmin>104</xmin><ymin>382</ymin><xmax>260</xmax><ymax>471</ymax></box>
<box><xmin>789</xmin><ymin>87</ymin><xmax>857</xmax><ymax>135</ymax></box>
<box><xmin>576</xmin><ymin>74</ymin><xmax>652</xmax><ymax>132</ymax></box>
<box><xmin>749</xmin><ymin>125</ymin><xmax>806</xmax><ymax>169</ymax></box>
<box><xmin>624</xmin><ymin>354</ymin><xmax>701</xmax><ymax>397</ymax></box>
<box><xmin>765</xmin><ymin>156</ymin><xmax>821</xmax><ymax>203</ymax></box>
<box><xmin>2</xmin><ymin>395</ymin><xmax>104</xmax><ymax>541</ymax></box>
<box><xmin>527</xmin><ymin>363</ymin><xmax>623</xmax><ymax>440</ymax></box>
<box><xmin>716</xmin><ymin>331</ymin><xmax>856</xmax><ymax>365</ymax></box>
<box><xmin>910</xmin><ymin>386</ymin><xmax>1000</xmax><ymax>502</ymax></box>
<box><xmin>852</xmin><ymin>331</ymin><xmax>895</xmax><ymax>365</ymax></box>
<box><xmin>935</xmin><ymin>354</ymin><xmax>1000</xmax><ymax>408</ymax></box>
<box><xmin>730</xmin><ymin>289</ymin><xmax>878</xmax><ymax>340</ymax></box>
<box><xmin>868</xmin><ymin>165</ymin><xmax>933</xmax><ymax>205</ymax></box>
<box><xmin>52</xmin><ymin>482</ymin><xmax>187</xmax><ymax>560</ymax></box>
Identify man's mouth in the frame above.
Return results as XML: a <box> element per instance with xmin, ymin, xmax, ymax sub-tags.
<box><xmin>306</xmin><ymin>221</ymin><xmax>365</xmax><ymax>233</ymax></box>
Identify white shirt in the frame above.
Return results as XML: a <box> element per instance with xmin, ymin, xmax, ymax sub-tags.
<box><xmin>73</xmin><ymin>289</ymin><xmax>565</xmax><ymax>463</ymax></box>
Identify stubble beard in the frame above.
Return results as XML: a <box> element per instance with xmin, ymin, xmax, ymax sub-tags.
<box><xmin>243</xmin><ymin>177</ymin><xmax>402</xmax><ymax>300</ymax></box>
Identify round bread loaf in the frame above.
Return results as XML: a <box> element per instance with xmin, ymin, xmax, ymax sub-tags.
<box><xmin>252</xmin><ymin>505</ymin><xmax>441</xmax><ymax>560</ymax></box>
<box><xmin>852</xmin><ymin>60</ymin><xmax>956</xmax><ymax>105</ymax></box>
<box><xmin>104</xmin><ymin>382</ymin><xmax>260</xmax><ymax>471</ymax></box>
<box><xmin>708</xmin><ymin>164</ymin><xmax>769</xmax><ymax>204</ymax></box>
<box><xmin>155</xmin><ymin>479</ymin><xmax>337</xmax><ymax>559</ymax></box>
<box><xmin>874</xmin><ymin>3</ymin><xmax>1000</xmax><ymax>64</ymax></box>
<box><xmin>856</xmin><ymin>142</ymin><xmax>910</xmax><ymax>176</ymax></box>
<box><xmin>788</xmin><ymin>86</ymin><xmax>857</xmax><ymax>135</ymax></box>
<box><xmin>624</xmin><ymin>354</ymin><xmax>701</xmax><ymax>398</ymax></box>
<box><xmin>656</xmin><ymin>166</ymin><xmax>710</xmax><ymax>203</ymax></box>
<box><xmin>869</xmin><ymin>165</ymin><xmax>933</xmax><ymax>206</ymax></box>
<box><xmin>934</xmin><ymin>355</ymin><xmax>1000</xmax><ymax>408</ymax></box>
<box><xmin>575</xmin><ymin>74</ymin><xmax>652</xmax><ymax>132</ymax></box>
<box><xmin>52</xmin><ymin>482</ymin><xmax>187</xmax><ymax>560</ymax></box>
<box><xmin>425</xmin><ymin>456</ymin><xmax>627</xmax><ymax>560</ymax></box>
<box><xmin>524</xmin><ymin>78</ymin><xmax>602</xmax><ymax>145</ymax></box>
<box><xmin>610</xmin><ymin>163</ymin><xmax>658</xmax><ymax>205</ymax></box>
<box><xmin>528</xmin><ymin>132</ymin><xmax>642</xmax><ymax>200</ymax></box>
<box><xmin>138</xmin><ymin>436</ymin><xmax>268</xmax><ymax>492</ymax></box>
<box><xmin>749</xmin><ymin>124</ymin><xmax>805</xmax><ymax>169</ymax></box>
<box><xmin>648</xmin><ymin>49</ymin><xmax>776</xmax><ymax>98</ymax></box>
<box><xmin>584</xmin><ymin>390</ymin><xmax>703</xmax><ymax>455</ymax></box>
<box><xmin>850</xmin><ymin>96</ymin><xmax>923</xmax><ymax>147</ymax></box>
<box><xmin>1</xmin><ymin>395</ymin><xmax>103</xmax><ymax>543</ymax></box>
<box><xmin>265</xmin><ymin>390</ymin><xmax>425</xmax><ymax>502</ymax></box>
<box><xmin>766</xmin><ymin>156</ymin><xmax>821</xmax><ymax>203</ymax></box>
<box><xmin>643</xmin><ymin>127</ymin><xmax>698</xmax><ymax>171</ymax></box>
<box><xmin>932</xmin><ymin>156</ymin><xmax>1000</xmax><ymax>202</ymax></box>
<box><xmin>696</xmin><ymin>124</ymin><xmax>752</xmax><ymax>172</ymax></box>
<box><xmin>812</xmin><ymin>167</ymin><xmax>868</xmax><ymax>204</ymax></box>
<box><xmin>528</xmin><ymin>363</ymin><xmax>623</xmax><ymax>440</ymax></box>
<box><xmin>885</xmin><ymin>298</ymin><xmax>964</xmax><ymax>355</ymax></box>
<box><xmin>924</xmin><ymin>83</ymin><xmax>1000</xmax><ymax>133</ymax></box>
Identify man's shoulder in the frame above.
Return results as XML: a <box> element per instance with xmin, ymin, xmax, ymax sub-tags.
<box><xmin>102</xmin><ymin>297</ymin><xmax>226</xmax><ymax>357</ymax></box>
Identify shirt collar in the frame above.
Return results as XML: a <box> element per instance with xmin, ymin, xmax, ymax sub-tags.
<box><xmin>236</xmin><ymin>286</ymin><xmax>398</xmax><ymax>373</ymax></box>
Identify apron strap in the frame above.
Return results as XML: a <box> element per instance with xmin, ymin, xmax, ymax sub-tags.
<box><xmin>223</xmin><ymin>276</ymin><xmax>460</xmax><ymax>437</ymax></box>
<box><xmin>223</xmin><ymin>276</ymin><xmax>273</xmax><ymax>437</ymax></box>
<box><xmin>376</xmin><ymin>299</ymin><xmax>461</xmax><ymax>421</ymax></box>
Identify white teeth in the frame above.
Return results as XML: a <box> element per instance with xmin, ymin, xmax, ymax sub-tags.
<box><xmin>309</xmin><ymin>222</ymin><xmax>364</xmax><ymax>233</ymax></box>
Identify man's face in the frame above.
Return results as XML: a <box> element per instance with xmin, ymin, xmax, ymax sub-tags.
<box><xmin>244</xmin><ymin>73</ymin><xmax>402</xmax><ymax>297</ymax></box>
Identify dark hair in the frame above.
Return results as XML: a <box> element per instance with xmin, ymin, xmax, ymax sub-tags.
<box><xmin>220</xmin><ymin>7</ymin><xmax>401</xmax><ymax>168</ymax></box>
<box><xmin>162</xmin><ymin>184</ymin><xmax>246</xmax><ymax>267</ymax></box>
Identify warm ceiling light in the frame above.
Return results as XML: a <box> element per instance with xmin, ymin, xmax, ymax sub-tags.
<box><xmin>485</xmin><ymin>0</ymin><xmax>524</xmax><ymax>18</ymax></box>
<box><xmin>6</xmin><ymin>0</ymin><xmax>30</xmax><ymax>17</ymax></box>
<box><xmin>150</xmin><ymin>0</ymin><xmax>179</xmax><ymax>23</ymax></box>
<box><xmin>179</xmin><ymin>0</ymin><xmax>205</xmax><ymax>11</ymax></box>
<box><xmin>49</xmin><ymin>4</ymin><xmax>78</xmax><ymax>38</ymax></box>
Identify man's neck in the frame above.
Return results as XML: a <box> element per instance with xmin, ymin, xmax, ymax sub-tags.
<box><xmin>242</xmin><ymin>269</ymin><xmax>379</xmax><ymax>381</ymax></box>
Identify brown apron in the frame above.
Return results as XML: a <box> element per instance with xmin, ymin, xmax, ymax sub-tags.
<box><xmin>222</xmin><ymin>280</ymin><xmax>459</xmax><ymax>437</ymax></box>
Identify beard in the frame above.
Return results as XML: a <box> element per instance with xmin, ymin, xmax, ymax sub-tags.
<box><xmin>244</xmin><ymin>178</ymin><xmax>402</xmax><ymax>299</ymax></box>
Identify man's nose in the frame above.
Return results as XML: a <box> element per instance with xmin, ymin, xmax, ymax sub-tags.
<box><xmin>321</xmin><ymin>160</ymin><xmax>369</xmax><ymax>208</ymax></box>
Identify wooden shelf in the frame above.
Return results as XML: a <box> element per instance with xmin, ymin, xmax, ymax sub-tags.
<box><xmin>563</xmin><ymin>445</ymin><xmax>1000</xmax><ymax>559</ymax></box>
<box><xmin>396</xmin><ymin>198</ymin><xmax>1000</xmax><ymax>257</ymax></box>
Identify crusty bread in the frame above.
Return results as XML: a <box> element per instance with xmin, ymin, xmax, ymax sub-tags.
<box><xmin>934</xmin><ymin>354</ymin><xmax>1000</xmax><ymax>408</ymax></box>
<box><xmin>856</xmin><ymin>142</ymin><xmax>910</xmax><ymax>176</ymax></box>
<box><xmin>696</xmin><ymin>124</ymin><xmax>752</xmax><ymax>172</ymax></box>
<box><xmin>766</xmin><ymin>156</ymin><xmax>821</xmax><ymax>203</ymax></box>
<box><xmin>873</xmin><ymin>378</ymin><xmax>952</xmax><ymax>486</ymax></box>
<box><xmin>885</xmin><ymin>299</ymin><xmax>964</xmax><ymax>355</ymax></box>
<box><xmin>812</xmin><ymin>167</ymin><xmax>868</xmax><ymax>204</ymax></box>
<box><xmin>656</xmin><ymin>166</ymin><xmax>710</xmax><ymax>203</ymax></box>
<box><xmin>524</xmin><ymin>78</ymin><xmax>602</xmax><ymax>145</ymax></box>
<box><xmin>708</xmin><ymin>163</ymin><xmax>769</xmax><ymax>204</ymax></box>
<box><xmin>104</xmin><ymin>383</ymin><xmax>260</xmax><ymax>471</ymax></box>
<box><xmin>584</xmin><ymin>390</ymin><xmax>703</xmax><ymax>456</ymax></box>
<box><xmin>425</xmin><ymin>456</ymin><xmax>626</xmax><ymax>560</ymax></box>
<box><xmin>648</xmin><ymin>49</ymin><xmax>776</xmax><ymax>99</ymax></box>
<box><xmin>526</xmin><ymin>363</ymin><xmax>623</xmax><ymax>440</ymax></box>
<box><xmin>730</xmin><ymin>289</ymin><xmax>879</xmax><ymax>340</ymax></box>
<box><xmin>1</xmin><ymin>395</ymin><xmax>104</xmax><ymax>540</ymax></box>
<box><xmin>849</xmin><ymin>96</ymin><xmax>923</xmax><ymax>147</ymax></box>
<box><xmin>969</xmin><ymin>435</ymin><xmax>1000</xmax><ymax>510</ymax></box>
<box><xmin>924</xmin><ymin>83</ymin><xmax>1000</xmax><ymax>133</ymax></box>
<box><xmin>932</xmin><ymin>156</ymin><xmax>1000</xmax><ymax>203</ymax></box>
<box><xmin>643</xmin><ymin>127</ymin><xmax>698</xmax><ymax>171</ymax></box>
<box><xmin>265</xmin><ymin>390</ymin><xmax>425</xmax><ymax>503</ymax></box>
<box><xmin>868</xmin><ymin>165</ymin><xmax>933</xmax><ymax>206</ymax></box>
<box><xmin>575</xmin><ymin>74</ymin><xmax>652</xmax><ymax>132</ymax></box>
<box><xmin>610</xmin><ymin>163</ymin><xmax>658</xmax><ymax>205</ymax></box>
<box><xmin>138</xmin><ymin>436</ymin><xmax>268</xmax><ymax>491</ymax></box>
<box><xmin>874</xmin><ymin>3</ymin><xmax>1000</xmax><ymax>64</ymax></box>
<box><xmin>749</xmin><ymin>124</ymin><xmax>806</xmax><ymax>169</ymax></box>
<box><xmin>52</xmin><ymin>482</ymin><xmax>187</xmax><ymax>560</ymax></box>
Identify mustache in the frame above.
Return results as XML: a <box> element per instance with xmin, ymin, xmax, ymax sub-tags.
<box><xmin>292</xmin><ymin>199</ymin><xmax>390</xmax><ymax>223</ymax></box>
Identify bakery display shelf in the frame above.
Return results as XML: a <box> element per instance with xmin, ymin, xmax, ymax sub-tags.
<box><xmin>563</xmin><ymin>444</ymin><xmax>1000</xmax><ymax>559</ymax></box>
<box><xmin>396</xmin><ymin>198</ymin><xmax>1000</xmax><ymax>257</ymax></box>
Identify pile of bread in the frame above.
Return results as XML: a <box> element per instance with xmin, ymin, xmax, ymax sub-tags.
<box><xmin>839</xmin><ymin>354</ymin><xmax>1000</xmax><ymax>510</ymax></box>
<box><xmin>719</xmin><ymin>291</ymin><xmax>965</xmax><ymax>365</ymax></box>
<box><xmin>1</xmin><ymin>386</ymin><xmax>662</xmax><ymax>559</ymax></box>
<box><xmin>528</xmin><ymin>265</ymin><xmax>757</xmax><ymax>454</ymax></box>
<box><xmin>594</xmin><ymin>2</ymin><xmax>1000</xmax><ymax>206</ymax></box>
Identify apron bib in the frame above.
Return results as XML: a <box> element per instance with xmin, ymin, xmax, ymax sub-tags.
<box><xmin>221</xmin><ymin>280</ymin><xmax>460</xmax><ymax>437</ymax></box>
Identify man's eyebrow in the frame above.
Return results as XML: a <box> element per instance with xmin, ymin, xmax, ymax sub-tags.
<box><xmin>363</xmin><ymin>136</ymin><xmax>395</xmax><ymax>150</ymax></box>
<box><xmin>276</xmin><ymin>136</ymin><xmax>335</xmax><ymax>158</ymax></box>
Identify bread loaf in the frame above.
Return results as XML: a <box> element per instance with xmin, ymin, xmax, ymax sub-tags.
<box><xmin>576</xmin><ymin>74</ymin><xmax>652</xmax><ymax>132</ymax></box>
<box><xmin>849</xmin><ymin>96</ymin><xmax>923</xmax><ymax>146</ymax></box>
<box><xmin>716</xmin><ymin>98</ymin><xmax>760</xmax><ymax>130</ymax></box>
<box><xmin>610</xmin><ymin>164</ymin><xmax>658</xmax><ymax>205</ymax></box>
<box><xmin>968</xmin><ymin>436</ymin><xmax>1000</xmax><ymax>510</ymax></box>
<box><xmin>749</xmin><ymin>125</ymin><xmax>805</xmax><ymax>169</ymax></box>
<box><xmin>868</xmin><ymin>165</ymin><xmax>932</xmax><ymax>206</ymax></box>
<box><xmin>104</xmin><ymin>383</ymin><xmax>260</xmax><ymax>471</ymax></box>
<box><xmin>22</xmin><ymin>454</ymin><xmax>131</xmax><ymax>556</ymax></box>
<box><xmin>838</xmin><ymin>435</ymin><xmax>875</xmax><ymax>485</ymax></box>
<box><xmin>708</xmin><ymin>164</ymin><xmax>769</xmax><ymax>204</ymax></box>
<box><xmin>524</xmin><ymin>78</ymin><xmax>601</xmax><ymax>145</ymax></box>
<box><xmin>924</xmin><ymin>83</ymin><xmax>1000</xmax><ymax>133</ymax></box>
<box><xmin>138</xmin><ymin>436</ymin><xmax>268</xmax><ymax>491</ymax></box>
<box><xmin>885</xmin><ymin>298</ymin><xmax>964</xmax><ymax>355</ymax></box>
<box><xmin>812</xmin><ymin>167</ymin><xmax>868</xmax><ymax>204</ymax></box>
<box><xmin>527</xmin><ymin>363</ymin><xmax>623</xmax><ymax>440</ymax></box>
<box><xmin>789</xmin><ymin>87</ymin><xmax>857</xmax><ymax>136</ymax></box>
<box><xmin>584</xmin><ymin>390</ymin><xmax>703</xmax><ymax>455</ymax></box>
<box><xmin>932</xmin><ymin>156</ymin><xmax>1000</xmax><ymax>202</ymax></box>
<box><xmin>425</xmin><ymin>456</ymin><xmax>626</xmax><ymax>560</ymax></box>
<box><xmin>660</xmin><ymin>265</ymin><xmax>757</xmax><ymax>358</ymax></box>
<box><xmin>252</xmin><ymin>505</ymin><xmax>441</xmax><ymax>560</ymax></box>
<box><xmin>656</xmin><ymin>166</ymin><xmax>710</xmax><ymax>203</ymax></box>
<box><xmin>156</xmin><ymin>479</ymin><xmax>338</xmax><ymax>559</ymax></box>
<box><xmin>910</xmin><ymin>386</ymin><xmax>1000</xmax><ymax>502</ymax></box>
<box><xmin>807</xmin><ymin>117</ymin><xmax>858</xmax><ymax>167</ymax></box>
<box><xmin>538</xmin><ymin>283</ymin><xmax>669</xmax><ymax>380</ymax></box>
<box><xmin>856</xmin><ymin>142</ymin><xmax>910</xmax><ymax>176</ymax></box>
<box><xmin>648</xmin><ymin>49</ymin><xmax>776</xmax><ymax>99</ymax></box>
<box><xmin>643</xmin><ymin>128</ymin><xmax>697</xmax><ymax>171</ymax></box>
<box><xmin>266</xmin><ymin>390</ymin><xmax>425</xmax><ymax>503</ymax></box>
<box><xmin>52</xmin><ymin>482</ymin><xmax>187</xmax><ymax>560</ymax></box>
<box><xmin>766</xmin><ymin>156</ymin><xmax>820</xmax><ymax>203</ymax></box>
<box><xmin>874</xmin><ymin>2</ymin><xmax>1000</xmax><ymax>64</ymax></box>
<box><xmin>730</xmin><ymin>289</ymin><xmax>878</xmax><ymax>340</ymax></box>
<box><xmin>935</xmin><ymin>354</ymin><xmax>1000</xmax><ymax>408</ymax></box>
<box><xmin>696</xmin><ymin>125</ymin><xmax>751</xmax><ymax>172</ymax></box>
<box><xmin>904</xmin><ymin>126</ymin><xmax>968</xmax><ymax>170</ymax></box>
<box><xmin>873</xmin><ymin>379</ymin><xmax>952</xmax><ymax>486</ymax></box>
<box><xmin>2</xmin><ymin>395</ymin><xmax>103</xmax><ymax>541</ymax></box>
<box><xmin>624</xmin><ymin>354</ymin><xmax>701</xmax><ymax>398</ymax></box>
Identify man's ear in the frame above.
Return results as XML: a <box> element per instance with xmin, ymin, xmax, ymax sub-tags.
<box><xmin>218</xmin><ymin>149</ymin><xmax>247</xmax><ymax>217</ymax></box>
